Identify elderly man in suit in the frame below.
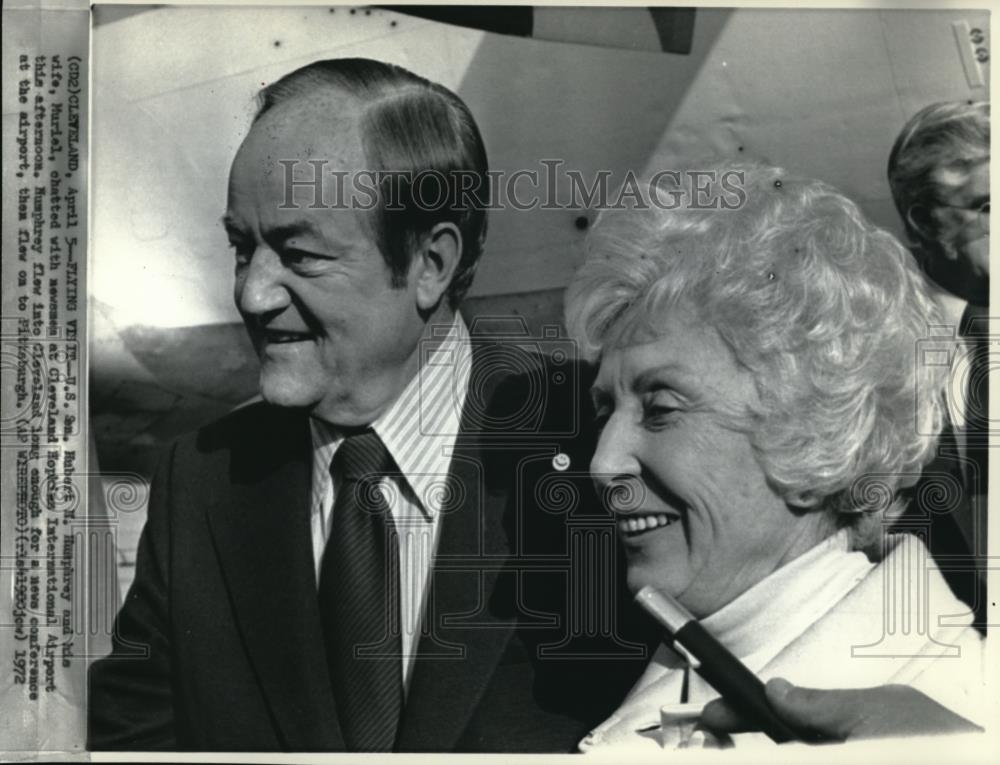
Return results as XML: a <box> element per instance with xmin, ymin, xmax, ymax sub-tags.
<box><xmin>887</xmin><ymin>101</ymin><xmax>990</xmax><ymax>628</ymax></box>
<box><xmin>87</xmin><ymin>57</ymin><xmax>648</xmax><ymax>752</ymax></box>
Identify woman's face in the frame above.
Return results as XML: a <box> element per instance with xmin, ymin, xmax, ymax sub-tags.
<box><xmin>590</xmin><ymin>306</ymin><xmax>831</xmax><ymax>618</ymax></box>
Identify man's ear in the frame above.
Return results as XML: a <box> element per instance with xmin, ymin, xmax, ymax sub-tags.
<box><xmin>412</xmin><ymin>222</ymin><xmax>462</xmax><ymax>312</ymax></box>
<box><xmin>905</xmin><ymin>203</ymin><xmax>934</xmax><ymax>242</ymax></box>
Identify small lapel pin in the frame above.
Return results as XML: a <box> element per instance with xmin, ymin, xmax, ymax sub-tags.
<box><xmin>552</xmin><ymin>453</ymin><xmax>571</xmax><ymax>471</ymax></box>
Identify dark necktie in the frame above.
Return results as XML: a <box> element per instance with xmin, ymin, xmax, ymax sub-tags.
<box><xmin>318</xmin><ymin>429</ymin><xmax>403</xmax><ymax>751</ymax></box>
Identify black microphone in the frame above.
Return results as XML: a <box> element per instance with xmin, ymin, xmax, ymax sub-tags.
<box><xmin>635</xmin><ymin>586</ymin><xmax>803</xmax><ymax>744</ymax></box>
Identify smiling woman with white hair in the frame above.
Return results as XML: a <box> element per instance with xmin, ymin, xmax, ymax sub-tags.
<box><xmin>565</xmin><ymin>163</ymin><xmax>985</xmax><ymax>750</ymax></box>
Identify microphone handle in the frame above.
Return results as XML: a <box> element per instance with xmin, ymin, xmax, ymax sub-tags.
<box><xmin>674</xmin><ymin>620</ymin><xmax>801</xmax><ymax>743</ymax></box>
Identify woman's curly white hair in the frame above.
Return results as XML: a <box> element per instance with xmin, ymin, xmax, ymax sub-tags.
<box><xmin>565</xmin><ymin>162</ymin><xmax>948</xmax><ymax>550</ymax></box>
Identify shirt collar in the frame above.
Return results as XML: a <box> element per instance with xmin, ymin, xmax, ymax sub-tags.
<box><xmin>309</xmin><ymin>313</ymin><xmax>471</xmax><ymax>519</ymax></box>
<box><xmin>629</xmin><ymin>529</ymin><xmax>874</xmax><ymax>705</ymax></box>
<box><xmin>699</xmin><ymin>528</ymin><xmax>873</xmax><ymax>668</ymax></box>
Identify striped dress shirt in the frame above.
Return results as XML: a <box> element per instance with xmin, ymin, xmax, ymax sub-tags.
<box><xmin>309</xmin><ymin>314</ymin><xmax>471</xmax><ymax>689</ymax></box>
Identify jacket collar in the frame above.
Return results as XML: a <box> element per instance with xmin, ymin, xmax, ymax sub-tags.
<box><xmin>205</xmin><ymin>405</ymin><xmax>345</xmax><ymax>750</ymax></box>
<box><xmin>207</xmin><ymin>338</ymin><xmax>525</xmax><ymax>751</ymax></box>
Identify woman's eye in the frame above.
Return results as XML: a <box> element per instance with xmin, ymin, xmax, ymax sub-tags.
<box><xmin>593</xmin><ymin>407</ymin><xmax>611</xmax><ymax>432</ymax></box>
<box><xmin>229</xmin><ymin>242</ymin><xmax>253</xmax><ymax>267</ymax></box>
<box><xmin>642</xmin><ymin>404</ymin><xmax>679</xmax><ymax>428</ymax></box>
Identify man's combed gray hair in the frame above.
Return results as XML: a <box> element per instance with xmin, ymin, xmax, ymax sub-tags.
<box><xmin>255</xmin><ymin>58</ymin><xmax>490</xmax><ymax>308</ymax></box>
<box><xmin>887</xmin><ymin>100</ymin><xmax>990</xmax><ymax>246</ymax></box>
<box><xmin>565</xmin><ymin>162</ymin><xmax>948</xmax><ymax>545</ymax></box>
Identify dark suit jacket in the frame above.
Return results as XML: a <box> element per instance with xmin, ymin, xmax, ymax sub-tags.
<box><xmin>897</xmin><ymin>423</ymin><xmax>987</xmax><ymax>632</ymax></box>
<box><xmin>895</xmin><ymin>300</ymin><xmax>988</xmax><ymax>632</ymax></box>
<box><xmin>88</xmin><ymin>345</ymin><xmax>654</xmax><ymax>751</ymax></box>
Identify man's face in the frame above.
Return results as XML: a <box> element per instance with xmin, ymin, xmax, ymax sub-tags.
<box><xmin>925</xmin><ymin>158</ymin><xmax>990</xmax><ymax>283</ymax></box>
<box><xmin>225</xmin><ymin>98</ymin><xmax>427</xmax><ymax>426</ymax></box>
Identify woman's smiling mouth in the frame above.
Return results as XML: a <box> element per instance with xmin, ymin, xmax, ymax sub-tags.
<box><xmin>617</xmin><ymin>511</ymin><xmax>682</xmax><ymax>537</ymax></box>
<box><xmin>263</xmin><ymin>329</ymin><xmax>313</xmax><ymax>344</ymax></box>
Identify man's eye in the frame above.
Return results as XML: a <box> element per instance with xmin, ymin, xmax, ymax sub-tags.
<box><xmin>283</xmin><ymin>248</ymin><xmax>331</xmax><ymax>270</ymax></box>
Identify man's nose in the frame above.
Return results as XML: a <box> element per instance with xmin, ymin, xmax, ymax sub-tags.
<box><xmin>235</xmin><ymin>249</ymin><xmax>289</xmax><ymax>316</ymax></box>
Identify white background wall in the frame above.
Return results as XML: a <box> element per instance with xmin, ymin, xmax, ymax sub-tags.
<box><xmin>92</xmin><ymin>5</ymin><xmax>990</xmax><ymax>330</ymax></box>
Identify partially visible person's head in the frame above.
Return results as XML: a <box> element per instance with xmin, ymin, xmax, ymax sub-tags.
<box><xmin>888</xmin><ymin>101</ymin><xmax>989</xmax><ymax>302</ymax></box>
<box><xmin>225</xmin><ymin>58</ymin><xmax>489</xmax><ymax>426</ymax></box>
<box><xmin>254</xmin><ymin>58</ymin><xmax>490</xmax><ymax>307</ymax></box>
<box><xmin>565</xmin><ymin>162</ymin><xmax>947</xmax><ymax>617</ymax></box>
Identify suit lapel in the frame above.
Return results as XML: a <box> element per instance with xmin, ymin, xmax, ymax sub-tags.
<box><xmin>396</xmin><ymin>347</ymin><xmax>519</xmax><ymax>751</ymax></box>
<box><xmin>205</xmin><ymin>407</ymin><xmax>344</xmax><ymax>750</ymax></box>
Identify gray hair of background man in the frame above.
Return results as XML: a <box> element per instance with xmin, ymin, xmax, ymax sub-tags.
<box><xmin>255</xmin><ymin>58</ymin><xmax>490</xmax><ymax>308</ymax></box>
<box><xmin>887</xmin><ymin>100</ymin><xmax>989</xmax><ymax>248</ymax></box>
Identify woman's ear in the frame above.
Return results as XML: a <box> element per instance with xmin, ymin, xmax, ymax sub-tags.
<box><xmin>786</xmin><ymin>490</ymin><xmax>822</xmax><ymax>510</ymax></box>
<box><xmin>412</xmin><ymin>222</ymin><xmax>462</xmax><ymax>312</ymax></box>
